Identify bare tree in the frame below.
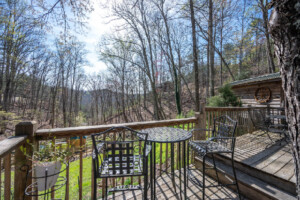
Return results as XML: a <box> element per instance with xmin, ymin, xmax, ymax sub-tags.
<box><xmin>258</xmin><ymin>0</ymin><xmax>276</xmax><ymax>73</ymax></box>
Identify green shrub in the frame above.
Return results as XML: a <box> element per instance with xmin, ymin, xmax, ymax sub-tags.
<box><xmin>208</xmin><ymin>95</ymin><xmax>226</xmax><ymax>107</ymax></box>
<box><xmin>208</xmin><ymin>84</ymin><xmax>242</xmax><ymax>107</ymax></box>
<box><xmin>186</xmin><ymin>110</ymin><xmax>195</xmax><ymax>117</ymax></box>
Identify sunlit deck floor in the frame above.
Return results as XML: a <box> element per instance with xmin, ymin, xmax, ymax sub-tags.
<box><xmin>106</xmin><ymin>131</ymin><xmax>293</xmax><ymax>200</ymax></box>
<box><xmin>107</xmin><ymin>169</ymin><xmax>241</xmax><ymax>200</ymax></box>
<box><xmin>234</xmin><ymin>130</ymin><xmax>294</xmax><ymax>183</ymax></box>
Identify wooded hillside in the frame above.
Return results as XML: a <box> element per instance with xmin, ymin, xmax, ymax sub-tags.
<box><xmin>0</xmin><ymin>0</ymin><xmax>279</xmax><ymax>138</ymax></box>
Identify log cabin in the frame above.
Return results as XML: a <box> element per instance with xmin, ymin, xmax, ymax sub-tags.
<box><xmin>230</xmin><ymin>72</ymin><xmax>284</xmax><ymax>107</ymax></box>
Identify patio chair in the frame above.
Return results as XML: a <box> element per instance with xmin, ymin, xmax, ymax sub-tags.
<box><xmin>248</xmin><ymin>108</ymin><xmax>287</xmax><ymax>143</ymax></box>
<box><xmin>188</xmin><ymin>115</ymin><xmax>241</xmax><ymax>200</ymax></box>
<box><xmin>91</xmin><ymin>126</ymin><xmax>151</xmax><ymax>200</ymax></box>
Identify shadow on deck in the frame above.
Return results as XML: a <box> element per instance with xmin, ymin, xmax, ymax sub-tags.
<box><xmin>234</xmin><ymin>131</ymin><xmax>294</xmax><ymax>183</ymax></box>
<box><xmin>106</xmin><ymin>131</ymin><xmax>293</xmax><ymax>200</ymax></box>
<box><xmin>107</xmin><ymin>169</ymin><xmax>240</xmax><ymax>200</ymax></box>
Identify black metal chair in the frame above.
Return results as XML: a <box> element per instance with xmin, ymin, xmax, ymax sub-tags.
<box><xmin>91</xmin><ymin>126</ymin><xmax>151</xmax><ymax>200</ymax></box>
<box><xmin>188</xmin><ymin>115</ymin><xmax>241</xmax><ymax>200</ymax></box>
<box><xmin>248</xmin><ymin>108</ymin><xmax>287</xmax><ymax>143</ymax></box>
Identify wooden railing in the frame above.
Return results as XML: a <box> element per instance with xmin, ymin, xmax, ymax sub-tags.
<box><xmin>0</xmin><ymin>122</ymin><xmax>36</xmax><ymax>200</ymax></box>
<box><xmin>2</xmin><ymin>105</ymin><xmax>284</xmax><ymax>199</ymax></box>
<box><xmin>205</xmin><ymin>106</ymin><xmax>284</xmax><ymax>136</ymax></box>
<box><xmin>205</xmin><ymin>107</ymin><xmax>255</xmax><ymax>135</ymax></box>
<box><xmin>25</xmin><ymin>117</ymin><xmax>197</xmax><ymax>199</ymax></box>
<box><xmin>0</xmin><ymin>136</ymin><xmax>26</xmax><ymax>200</ymax></box>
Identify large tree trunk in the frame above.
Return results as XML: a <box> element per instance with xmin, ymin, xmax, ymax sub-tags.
<box><xmin>269</xmin><ymin>0</ymin><xmax>300</xmax><ymax>198</ymax></box>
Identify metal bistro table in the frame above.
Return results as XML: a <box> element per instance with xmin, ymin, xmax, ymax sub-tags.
<box><xmin>141</xmin><ymin>127</ymin><xmax>192</xmax><ymax>200</ymax></box>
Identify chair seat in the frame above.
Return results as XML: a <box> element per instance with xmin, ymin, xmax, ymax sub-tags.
<box><xmin>189</xmin><ymin>140</ymin><xmax>231</xmax><ymax>157</ymax></box>
<box><xmin>99</xmin><ymin>155</ymin><xmax>143</xmax><ymax>177</ymax></box>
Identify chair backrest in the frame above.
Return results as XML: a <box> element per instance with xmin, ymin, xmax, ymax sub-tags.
<box><xmin>248</xmin><ymin>108</ymin><xmax>269</xmax><ymax>130</ymax></box>
<box><xmin>91</xmin><ymin>126</ymin><xmax>148</xmax><ymax>176</ymax></box>
<box><xmin>212</xmin><ymin>115</ymin><xmax>237</xmax><ymax>151</ymax></box>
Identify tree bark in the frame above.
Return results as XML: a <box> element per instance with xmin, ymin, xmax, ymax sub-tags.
<box><xmin>269</xmin><ymin>0</ymin><xmax>300</xmax><ymax>198</ymax></box>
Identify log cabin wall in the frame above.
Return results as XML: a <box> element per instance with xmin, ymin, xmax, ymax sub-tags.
<box><xmin>230</xmin><ymin>73</ymin><xmax>283</xmax><ymax>107</ymax></box>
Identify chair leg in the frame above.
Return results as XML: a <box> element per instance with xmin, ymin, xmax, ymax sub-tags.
<box><xmin>266</xmin><ymin>131</ymin><xmax>274</xmax><ymax>143</ymax></box>
<box><xmin>93</xmin><ymin>176</ymin><xmax>97</xmax><ymax>200</ymax></box>
<box><xmin>203</xmin><ymin>156</ymin><xmax>206</xmax><ymax>200</ymax></box>
<box><xmin>144</xmin><ymin>159</ymin><xmax>148</xmax><ymax>200</ymax></box>
<box><xmin>105</xmin><ymin>178</ymin><xmax>108</xmax><ymax>200</ymax></box>
<box><xmin>144</xmin><ymin>175</ymin><xmax>148</xmax><ymax>200</ymax></box>
<box><xmin>231</xmin><ymin>155</ymin><xmax>241</xmax><ymax>200</ymax></box>
<box><xmin>212</xmin><ymin>154</ymin><xmax>220</xmax><ymax>185</ymax></box>
<box><xmin>187</xmin><ymin>144</ymin><xmax>190</xmax><ymax>187</ymax></box>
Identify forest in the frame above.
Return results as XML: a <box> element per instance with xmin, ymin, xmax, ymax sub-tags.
<box><xmin>0</xmin><ymin>0</ymin><xmax>279</xmax><ymax>137</ymax></box>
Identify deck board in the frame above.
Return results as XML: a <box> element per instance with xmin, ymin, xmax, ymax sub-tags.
<box><xmin>105</xmin><ymin>130</ymin><xmax>294</xmax><ymax>200</ymax></box>
<box><xmin>233</xmin><ymin>131</ymin><xmax>295</xmax><ymax>183</ymax></box>
<box><xmin>275</xmin><ymin>161</ymin><xmax>295</xmax><ymax>181</ymax></box>
<box><xmin>261</xmin><ymin>152</ymin><xmax>292</xmax><ymax>174</ymax></box>
<box><xmin>107</xmin><ymin>169</ymin><xmax>240</xmax><ymax>200</ymax></box>
<box><xmin>254</xmin><ymin>148</ymin><xmax>286</xmax><ymax>170</ymax></box>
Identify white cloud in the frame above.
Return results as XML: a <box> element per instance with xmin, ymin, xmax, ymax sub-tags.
<box><xmin>78</xmin><ymin>0</ymin><xmax>111</xmax><ymax>74</ymax></box>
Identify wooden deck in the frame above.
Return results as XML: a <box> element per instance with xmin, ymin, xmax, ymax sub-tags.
<box><xmin>234</xmin><ymin>131</ymin><xmax>294</xmax><ymax>183</ymax></box>
<box><xmin>107</xmin><ymin>169</ymin><xmax>240</xmax><ymax>200</ymax></box>
<box><xmin>105</xmin><ymin>131</ymin><xmax>293</xmax><ymax>200</ymax></box>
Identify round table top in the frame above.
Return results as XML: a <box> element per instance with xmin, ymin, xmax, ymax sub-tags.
<box><xmin>140</xmin><ymin>127</ymin><xmax>192</xmax><ymax>143</ymax></box>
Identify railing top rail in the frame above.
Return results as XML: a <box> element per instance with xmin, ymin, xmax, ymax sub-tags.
<box><xmin>35</xmin><ymin>117</ymin><xmax>197</xmax><ymax>139</ymax></box>
<box><xmin>0</xmin><ymin>135</ymin><xmax>27</xmax><ymax>159</ymax></box>
<box><xmin>205</xmin><ymin>106</ymin><xmax>283</xmax><ymax>111</ymax></box>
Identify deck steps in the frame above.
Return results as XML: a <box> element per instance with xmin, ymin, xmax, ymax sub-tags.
<box><xmin>194</xmin><ymin>156</ymin><xmax>297</xmax><ymax>200</ymax></box>
<box><xmin>215</xmin><ymin>153</ymin><xmax>296</xmax><ymax>195</ymax></box>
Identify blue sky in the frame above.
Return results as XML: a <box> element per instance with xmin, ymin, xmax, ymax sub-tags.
<box><xmin>46</xmin><ymin>0</ymin><xmax>114</xmax><ymax>75</ymax></box>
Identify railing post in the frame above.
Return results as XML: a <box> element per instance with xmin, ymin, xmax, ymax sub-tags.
<box><xmin>247</xmin><ymin>105</ymin><xmax>254</xmax><ymax>132</ymax></box>
<box><xmin>194</xmin><ymin>102</ymin><xmax>206</xmax><ymax>140</ymax></box>
<box><xmin>14</xmin><ymin>121</ymin><xmax>37</xmax><ymax>200</ymax></box>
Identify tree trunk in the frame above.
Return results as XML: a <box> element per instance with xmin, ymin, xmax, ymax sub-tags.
<box><xmin>269</xmin><ymin>0</ymin><xmax>300</xmax><ymax>198</ymax></box>
<box><xmin>239</xmin><ymin>0</ymin><xmax>246</xmax><ymax>77</ymax></box>
<box><xmin>220</xmin><ymin>0</ymin><xmax>224</xmax><ymax>86</ymax></box>
<box><xmin>260</xmin><ymin>0</ymin><xmax>276</xmax><ymax>73</ymax></box>
<box><xmin>209</xmin><ymin>0</ymin><xmax>215</xmax><ymax>97</ymax></box>
<box><xmin>189</xmin><ymin>0</ymin><xmax>200</xmax><ymax>112</ymax></box>
<box><xmin>159</xmin><ymin>2</ymin><xmax>181</xmax><ymax>115</ymax></box>
<box><xmin>206</xmin><ymin>44</ymin><xmax>210</xmax><ymax>98</ymax></box>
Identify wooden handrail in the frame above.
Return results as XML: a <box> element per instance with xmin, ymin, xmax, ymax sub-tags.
<box><xmin>35</xmin><ymin>117</ymin><xmax>197</xmax><ymax>139</ymax></box>
<box><xmin>0</xmin><ymin>136</ymin><xmax>27</xmax><ymax>159</ymax></box>
<box><xmin>205</xmin><ymin>106</ymin><xmax>283</xmax><ymax>111</ymax></box>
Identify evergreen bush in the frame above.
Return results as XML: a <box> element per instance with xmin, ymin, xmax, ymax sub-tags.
<box><xmin>208</xmin><ymin>84</ymin><xmax>242</xmax><ymax>107</ymax></box>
